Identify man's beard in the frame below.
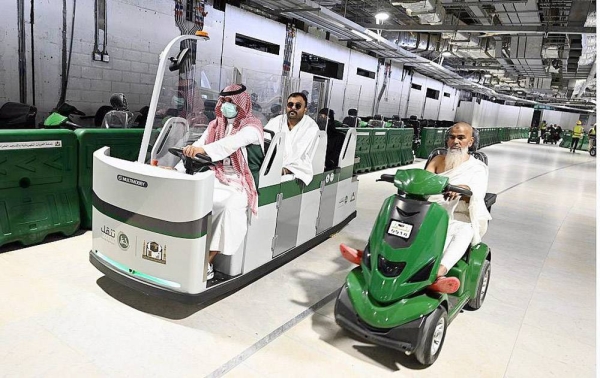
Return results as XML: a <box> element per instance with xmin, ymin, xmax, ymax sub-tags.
<box><xmin>444</xmin><ymin>146</ymin><xmax>468</xmax><ymax>171</ymax></box>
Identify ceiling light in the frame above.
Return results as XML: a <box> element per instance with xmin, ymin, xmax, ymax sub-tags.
<box><xmin>484</xmin><ymin>74</ymin><xmax>492</xmax><ymax>78</ymax></box>
<box><xmin>351</xmin><ymin>30</ymin><xmax>373</xmax><ymax>42</ymax></box>
<box><xmin>375</xmin><ymin>12</ymin><xmax>390</xmax><ymax>21</ymax></box>
<box><xmin>442</xmin><ymin>51</ymin><xmax>453</xmax><ymax>57</ymax></box>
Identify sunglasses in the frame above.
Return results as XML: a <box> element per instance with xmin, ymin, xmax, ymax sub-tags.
<box><xmin>287</xmin><ymin>102</ymin><xmax>304</xmax><ymax>110</ymax></box>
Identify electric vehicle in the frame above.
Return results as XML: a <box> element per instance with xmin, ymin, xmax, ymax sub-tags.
<box><xmin>88</xmin><ymin>33</ymin><xmax>358</xmax><ymax>304</ymax></box>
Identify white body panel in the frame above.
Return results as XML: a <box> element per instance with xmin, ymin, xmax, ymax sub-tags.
<box><xmin>92</xmin><ymin>147</ymin><xmax>214</xmax><ymax>294</ymax></box>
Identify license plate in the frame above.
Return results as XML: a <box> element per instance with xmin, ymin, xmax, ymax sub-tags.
<box><xmin>387</xmin><ymin>220</ymin><xmax>413</xmax><ymax>239</ymax></box>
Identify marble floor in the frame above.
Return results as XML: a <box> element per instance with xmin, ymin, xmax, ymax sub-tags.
<box><xmin>0</xmin><ymin>139</ymin><xmax>595</xmax><ymax>378</ymax></box>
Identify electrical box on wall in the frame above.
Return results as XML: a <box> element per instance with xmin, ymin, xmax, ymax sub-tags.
<box><xmin>92</xmin><ymin>52</ymin><xmax>110</xmax><ymax>62</ymax></box>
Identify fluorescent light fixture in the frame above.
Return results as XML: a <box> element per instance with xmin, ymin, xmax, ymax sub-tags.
<box><xmin>391</xmin><ymin>2</ymin><xmax>403</xmax><ymax>5</ymax></box>
<box><xmin>351</xmin><ymin>29</ymin><xmax>373</xmax><ymax>42</ymax></box>
<box><xmin>375</xmin><ymin>12</ymin><xmax>390</xmax><ymax>21</ymax></box>
<box><xmin>441</xmin><ymin>51</ymin><xmax>453</xmax><ymax>57</ymax></box>
<box><xmin>484</xmin><ymin>74</ymin><xmax>492</xmax><ymax>78</ymax></box>
<box><xmin>365</xmin><ymin>29</ymin><xmax>386</xmax><ymax>42</ymax></box>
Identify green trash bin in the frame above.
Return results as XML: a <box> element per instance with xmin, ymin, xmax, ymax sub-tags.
<box><xmin>0</xmin><ymin>129</ymin><xmax>80</xmax><ymax>247</ymax></box>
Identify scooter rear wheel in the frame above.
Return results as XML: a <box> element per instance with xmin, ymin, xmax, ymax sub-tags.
<box><xmin>414</xmin><ymin>306</ymin><xmax>448</xmax><ymax>366</ymax></box>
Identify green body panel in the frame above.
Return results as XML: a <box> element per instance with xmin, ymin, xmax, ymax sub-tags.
<box><xmin>43</xmin><ymin>112</ymin><xmax>68</xmax><ymax>127</ymax></box>
<box><xmin>0</xmin><ymin>129</ymin><xmax>80</xmax><ymax>247</ymax></box>
<box><xmin>362</xmin><ymin>195</ymin><xmax>448</xmax><ymax>303</ymax></box>
<box><xmin>394</xmin><ymin>169</ymin><xmax>448</xmax><ymax>197</ymax></box>
<box><xmin>339</xmin><ymin>165</ymin><xmax>354</xmax><ymax>181</ymax></box>
<box><xmin>257</xmin><ymin>183</ymin><xmax>280</xmax><ymax>207</ymax></box>
<box><xmin>75</xmin><ymin>128</ymin><xmax>151</xmax><ymax>229</ymax></box>
<box><xmin>346</xmin><ymin>267</ymin><xmax>443</xmax><ymax>328</ymax></box>
<box><xmin>464</xmin><ymin>243</ymin><xmax>489</xmax><ymax>299</ymax></box>
<box><xmin>304</xmin><ymin>172</ymin><xmax>323</xmax><ymax>192</ymax></box>
<box><xmin>280</xmin><ymin>179</ymin><xmax>304</xmax><ymax>199</ymax></box>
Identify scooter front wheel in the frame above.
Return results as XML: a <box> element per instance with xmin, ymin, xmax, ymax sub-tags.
<box><xmin>414</xmin><ymin>306</ymin><xmax>448</xmax><ymax>366</ymax></box>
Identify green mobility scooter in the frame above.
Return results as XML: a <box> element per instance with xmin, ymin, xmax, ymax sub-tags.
<box><xmin>335</xmin><ymin>146</ymin><xmax>496</xmax><ymax>366</ymax></box>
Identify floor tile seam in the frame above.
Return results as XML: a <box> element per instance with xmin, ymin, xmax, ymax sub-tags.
<box><xmin>502</xmin><ymin>198</ymin><xmax>574</xmax><ymax>378</ymax></box>
<box><xmin>204</xmin><ymin>288</ymin><xmax>340</xmax><ymax>378</ymax></box>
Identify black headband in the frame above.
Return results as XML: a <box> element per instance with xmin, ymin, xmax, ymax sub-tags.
<box><xmin>219</xmin><ymin>84</ymin><xmax>246</xmax><ymax>97</ymax></box>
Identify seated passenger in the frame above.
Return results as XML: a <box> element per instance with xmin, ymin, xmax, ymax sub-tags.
<box><xmin>425</xmin><ymin>122</ymin><xmax>491</xmax><ymax>293</ymax></box>
<box><xmin>342</xmin><ymin>108</ymin><xmax>359</xmax><ymax>128</ymax></box>
<box><xmin>177</xmin><ymin>84</ymin><xmax>264</xmax><ymax>280</ymax></box>
<box><xmin>318</xmin><ymin>108</ymin><xmax>346</xmax><ymax>171</ymax></box>
<box><xmin>264</xmin><ymin>92</ymin><xmax>319</xmax><ymax>185</ymax></box>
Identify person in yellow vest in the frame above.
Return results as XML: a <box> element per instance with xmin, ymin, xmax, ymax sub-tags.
<box><xmin>588</xmin><ymin>124</ymin><xmax>596</xmax><ymax>152</ymax></box>
<box><xmin>570</xmin><ymin>120</ymin><xmax>585</xmax><ymax>153</ymax></box>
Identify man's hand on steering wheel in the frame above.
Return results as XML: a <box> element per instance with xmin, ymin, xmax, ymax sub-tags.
<box><xmin>182</xmin><ymin>145</ymin><xmax>206</xmax><ymax>158</ymax></box>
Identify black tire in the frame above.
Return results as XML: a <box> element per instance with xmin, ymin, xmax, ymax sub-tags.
<box><xmin>590</xmin><ymin>148</ymin><xmax>596</xmax><ymax>157</ymax></box>
<box><xmin>466</xmin><ymin>260</ymin><xmax>491</xmax><ymax>310</ymax></box>
<box><xmin>414</xmin><ymin>306</ymin><xmax>448</xmax><ymax>366</ymax></box>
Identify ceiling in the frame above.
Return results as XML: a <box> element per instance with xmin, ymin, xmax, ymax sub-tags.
<box><xmin>240</xmin><ymin>0</ymin><xmax>596</xmax><ymax>113</ymax></box>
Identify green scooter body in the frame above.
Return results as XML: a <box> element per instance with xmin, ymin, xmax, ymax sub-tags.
<box><xmin>43</xmin><ymin>112</ymin><xmax>68</xmax><ymax>127</ymax></box>
<box><xmin>344</xmin><ymin>169</ymin><xmax>488</xmax><ymax>329</ymax></box>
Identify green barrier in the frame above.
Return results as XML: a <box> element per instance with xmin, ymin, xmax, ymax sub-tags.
<box><xmin>560</xmin><ymin>130</ymin><xmax>572</xmax><ymax>148</ymax></box>
<box><xmin>354</xmin><ymin>128</ymin><xmax>373</xmax><ymax>173</ymax></box>
<box><xmin>370</xmin><ymin>128</ymin><xmax>389</xmax><ymax>170</ymax></box>
<box><xmin>0</xmin><ymin>129</ymin><xmax>80</xmax><ymax>247</ymax></box>
<box><xmin>385</xmin><ymin>129</ymin><xmax>403</xmax><ymax>167</ymax></box>
<box><xmin>416</xmin><ymin>128</ymin><xmax>436</xmax><ymax>158</ymax></box>
<box><xmin>75</xmin><ymin>128</ymin><xmax>152</xmax><ymax>229</ymax></box>
<box><xmin>399</xmin><ymin>129</ymin><xmax>414</xmax><ymax>165</ymax></box>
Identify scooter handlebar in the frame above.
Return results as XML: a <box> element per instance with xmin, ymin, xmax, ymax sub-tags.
<box><xmin>377</xmin><ymin>174</ymin><xmax>395</xmax><ymax>183</ymax></box>
<box><xmin>168</xmin><ymin>147</ymin><xmax>213</xmax><ymax>165</ymax></box>
<box><xmin>445</xmin><ymin>184</ymin><xmax>472</xmax><ymax>197</ymax></box>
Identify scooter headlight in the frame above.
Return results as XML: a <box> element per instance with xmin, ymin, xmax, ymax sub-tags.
<box><xmin>377</xmin><ymin>255</ymin><xmax>407</xmax><ymax>278</ymax></box>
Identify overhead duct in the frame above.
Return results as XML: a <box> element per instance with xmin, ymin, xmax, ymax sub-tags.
<box><xmin>396</xmin><ymin>0</ymin><xmax>445</xmax><ymax>25</ymax></box>
<box><xmin>578</xmin><ymin>11</ymin><xmax>596</xmax><ymax>66</ymax></box>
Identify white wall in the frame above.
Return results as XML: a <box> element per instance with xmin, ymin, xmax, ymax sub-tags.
<box><xmin>0</xmin><ymin>2</ymin><xmax>543</xmax><ymax>127</ymax></box>
<box><xmin>541</xmin><ymin>109</ymin><xmax>580</xmax><ymax>129</ymax></box>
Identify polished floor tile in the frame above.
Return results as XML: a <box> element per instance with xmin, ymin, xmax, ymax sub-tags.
<box><xmin>0</xmin><ymin>139</ymin><xmax>595</xmax><ymax>377</ymax></box>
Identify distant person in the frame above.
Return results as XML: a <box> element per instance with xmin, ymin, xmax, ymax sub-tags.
<box><xmin>342</xmin><ymin>108</ymin><xmax>359</xmax><ymax>128</ymax></box>
<box><xmin>264</xmin><ymin>92</ymin><xmax>320</xmax><ymax>185</ymax></box>
<box><xmin>317</xmin><ymin>107</ymin><xmax>335</xmax><ymax>131</ymax></box>
<box><xmin>570</xmin><ymin>120</ymin><xmax>584</xmax><ymax>153</ymax></box>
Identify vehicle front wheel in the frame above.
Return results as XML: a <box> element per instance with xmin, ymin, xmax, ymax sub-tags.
<box><xmin>466</xmin><ymin>259</ymin><xmax>491</xmax><ymax>310</ymax></box>
<box><xmin>414</xmin><ymin>306</ymin><xmax>448</xmax><ymax>366</ymax></box>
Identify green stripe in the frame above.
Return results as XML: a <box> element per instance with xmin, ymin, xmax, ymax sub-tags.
<box><xmin>281</xmin><ymin>179</ymin><xmax>304</xmax><ymax>199</ymax></box>
<box><xmin>323</xmin><ymin>169</ymin><xmax>340</xmax><ymax>186</ymax></box>
<box><xmin>304</xmin><ymin>172</ymin><xmax>323</xmax><ymax>192</ymax></box>
<box><xmin>339</xmin><ymin>165</ymin><xmax>354</xmax><ymax>181</ymax></box>
<box><xmin>258</xmin><ymin>184</ymin><xmax>280</xmax><ymax>207</ymax></box>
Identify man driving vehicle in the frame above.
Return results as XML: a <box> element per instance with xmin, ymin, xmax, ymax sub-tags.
<box><xmin>175</xmin><ymin>84</ymin><xmax>264</xmax><ymax>280</ymax></box>
<box><xmin>425</xmin><ymin>122</ymin><xmax>492</xmax><ymax>293</ymax></box>
<box><xmin>264</xmin><ymin>92</ymin><xmax>320</xmax><ymax>185</ymax></box>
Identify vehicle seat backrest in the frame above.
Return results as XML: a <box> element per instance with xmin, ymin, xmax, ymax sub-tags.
<box><xmin>246</xmin><ymin>144</ymin><xmax>264</xmax><ymax>190</ymax></box>
<box><xmin>102</xmin><ymin>110</ymin><xmax>135</xmax><ymax>128</ymax></box>
<box><xmin>368</xmin><ymin>119</ymin><xmax>384</xmax><ymax>128</ymax></box>
<box><xmin>342</xmin><ymin>116</ymin><xmax>358</xmax><ymax>128</ymax></box>
<box><xmin>0</xmin><ymin>102</ymin><xmax>37</xmax><ymax>129</ymax></box>
<box><xmin>325</xmin><ymin>129</ymin><xmax>345</xmax><ymax>171</ymax></box>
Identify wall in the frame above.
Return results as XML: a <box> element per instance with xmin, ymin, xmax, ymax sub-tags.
<box><xmin>457</xmin><ymin>99</ymin><xmax>534</xmax><ymax>128</ymax></box>
<box><xmin>541</xmin><ymin>109</ymin><xmax>580</xmax><ymax>129</ymax></box>
<box><xmin>0</xmin><ymin>2</ymin><xmax>545</xmax><ymax>128</ymax></box>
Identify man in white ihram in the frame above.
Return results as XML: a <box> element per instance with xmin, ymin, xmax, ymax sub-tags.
<box><xmin>425</xmin><ymin>122</ymin><xmax>491</xmax><ymax>293</ymax></box>
<box><xmin>264</xmin><ymin>92</ymin><xmax>320</xmax><ymax>185</ymax></box>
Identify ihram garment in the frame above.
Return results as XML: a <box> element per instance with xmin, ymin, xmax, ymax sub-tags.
<box><xmin>264</xmin><ymin>114</ymin><xmax>320</xmax><ymax>185</ymax></box>
<box><xmin>176</xmin><ymin>84</ymin><xmax>263</xmax><ymax>256</ymax></box>
<box><xmin>429</xmin><ymin>155</ymin><xmax>492</xmax><ymax>270</ymax></box>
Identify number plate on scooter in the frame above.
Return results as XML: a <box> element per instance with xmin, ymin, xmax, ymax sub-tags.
<box><xmin>387</xmin><ymin>220</ymin><xmax>413</xmax><ymax>239</ymax></box>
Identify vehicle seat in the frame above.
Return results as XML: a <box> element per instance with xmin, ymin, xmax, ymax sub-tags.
<box><xmin>0</xmin><ymin>102</ymin><xmax>37</xmax><ymax>129</ymax></box>
<box><xmin>342</xmin><ymin>116</ymin><xmax>358</xmax><ymax>128</ymax></box>
<box><xmin>102</xmin><ymin>110</ymin><xmax>135</xmax><ymax>128</ymax></box>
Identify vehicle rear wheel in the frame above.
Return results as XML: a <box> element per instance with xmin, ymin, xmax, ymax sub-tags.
<box><xmin>466</xmin><ymin>260</ymin><xmax>491</xmax><ymax>310</ymax></box>
<box><xmin>414</xmin><ymin>306</ymin><xmax>448</xmax><ymax>366</ymax></box>
<box><xmin>590</xmin><ymin>148</ymin><xmax>596</xmax><ymax>157</ymax></box>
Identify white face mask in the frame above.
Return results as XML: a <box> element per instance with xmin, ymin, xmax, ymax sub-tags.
<box><xmin>221</xmin><ymin>102</ymin><xmax>238</xmax><ymax>119</ymax></box>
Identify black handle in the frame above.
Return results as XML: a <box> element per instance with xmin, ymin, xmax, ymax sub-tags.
<box><xmin>377</xmin><ymin>174</ymin><xmax>395</xmax><ymax>183</ymax></box>
<box><xmin>264</xmin><ymin>129</ymin><xmax>275</xmax><ymax>138</ymax></box>
<box><xmin>445</xmin><ymin>184</ymin><xmax>473</xmax><ymax>197</ymax></box>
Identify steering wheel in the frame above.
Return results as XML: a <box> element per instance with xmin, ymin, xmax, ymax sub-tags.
<box><xmin>168</xmin><ymin>147</ymin><xmax>213</xmax><ymax>175</ymax></box>
<box><xmin>445</xmin><ymin>184</ymin><xmax>473</xmax><ymax>197</ymax></box>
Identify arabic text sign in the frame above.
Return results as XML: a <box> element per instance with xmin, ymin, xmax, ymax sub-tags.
<box><xmin>0</xmin><ymin>140</ymin><xmax>63</xmax><ymax>150</ymax></box>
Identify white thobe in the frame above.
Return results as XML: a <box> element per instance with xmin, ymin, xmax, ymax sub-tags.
<box><xmin>175</xmin><ymin>123</ymin><xmax>262</xmax><ymax>255</ymax></box>
<box><xmin>264</xmin><ymin>114</ymin><xmax>320</xmax><ymax>185</ymax></box>
<box><xmin>429</xmin><ymin>156</ymin><xmax>492</xmax><ymax>269</ymax></box>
